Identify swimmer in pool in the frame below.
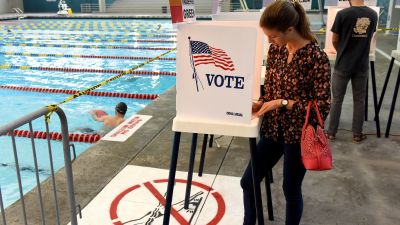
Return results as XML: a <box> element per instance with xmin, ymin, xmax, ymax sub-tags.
<box><xmin>75</xmin><ymin>102</ymin><xmax>128</xmax><ymax>136</ymax></box>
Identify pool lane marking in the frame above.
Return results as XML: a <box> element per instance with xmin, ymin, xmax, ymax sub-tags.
<box><xmin>0</xmin><ymin>52</ymin><xmax>176</xmax><ymax>61</ymax></box>
<box><xmin>2</xmin><ymin>32</ymin><xmax>176</xmax><ymax>38</ymax></box>
<box><xmin>1</xmin><ymin>37</ymin><xmax>176</xmax><ymax>43</ymax></box>
<box><xmin>0</xmin><ymin>85</ymin><xmax>160</xmax><ymax>100</ymax></box>
<box><xmin>0</xmin><ymin>64</ymin><xmax>176</xmax><ymax>76</ymax></box>
<box><xmin>0</xmin><ymin>43</ymin><xmax>174</xmax><ymax>51</ymax></box>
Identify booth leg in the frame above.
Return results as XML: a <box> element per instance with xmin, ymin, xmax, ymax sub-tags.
<box><xmin>209</xmin><ymin>134</ymin><xmax>214</xmax><ymax>148</ymax></box>
<box><xmin>385</xmin><ymin>69</ymin><xmax>400</xmax><ymax>138</ymax></box>
<box><xmin>198</xmin><ymin>134</ymin><xmax>208</xmax><ymax>177</ymax></box>
<box><xmin>163</xmin><ymin>132</ymin><xmax>181</xmax><ymax>225</ymax></box>
<box><xmin>249</xmin><ymin>138</ymin><xmax>265</xmax><ymax>225</ymax></box>
<box><xmin>370</xmin><ymin>61</ymin><xmax>381</xmax><ymax>137</ymax></box>
<box><xmin>377</xmin><ymin>57</ymin><xmax>395</xmax><ymax>115</ymax></box>
<box><xmin>184</xmin><ymin>133</ymin><xmax>198</xmax><ymax>209</ymax></box>
<box><xmin>365</xmin><ymin>76</ymin><xmax>369</xmax><ymax>121</ymax></box>
<box><xmin>264</xmin><ymin>170</ymin><xmax>274</xmax><ymax>221</ymax></box>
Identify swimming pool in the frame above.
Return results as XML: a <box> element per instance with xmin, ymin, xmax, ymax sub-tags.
<box><xmin>0</xmin><ymin>19</ymin><xmax>176</xmax><ymax>208</ymax></box>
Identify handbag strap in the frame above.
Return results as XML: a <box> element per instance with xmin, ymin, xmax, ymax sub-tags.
<box><xmin>302</xmin><ymin>101</ymin><xmax>312</xmax><ymax>132</ymax></box>
<box><xmin>312</xmin><ymin>100</ymin><xmax>324</xmax><ymax>127</ymax></box>
<box><xmin>302</xmin><ymin>100</ymin><xmax>324</xmax><ymax>130</ymax></box>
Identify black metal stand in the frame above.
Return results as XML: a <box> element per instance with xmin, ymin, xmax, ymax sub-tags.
<box><xmin>184</xmin><ymin>133</ymin><xmax>198</xmax><ymax>209</ymax></box>
<box><xmin>365</xmin><ymin>75</ymin><xmax>368</xmax><ymax>121</ymax></box>
<box><xmin>208</xmin><ymin>134</ymin><xmax>214</xmax><ymax>148</ymax></box>
<box><xmin>163</xmin><ymin>132</ymin><xmax>271</xmax><ymax>225</ymax></box>
<box><xmin>386</xmin><ymin>69</ymin><xmax>400</xmax><ymax>137</ymax></box>
<box><xmin>198</xmin><ymin>134</ymin><xmax>208</xmax><ymax>177</ymax></box>
<box><xmin>377</xmin><ymin>57</ymin><xmax>400</xmax><ymax>137</ymax></box>
<box><xmin>163</xmin><ymin>132</ymin><xmax>181</xmax><ymax>225</ymax></box>
<box><xmin>370</xmin><ymin>61</ymin><xmax>381</xmax><ymax>137</ymax></box>
<box><xmin>364</xmin><ymin>61</ymin><xmax>381</xmax><ymax>137</ymax></box>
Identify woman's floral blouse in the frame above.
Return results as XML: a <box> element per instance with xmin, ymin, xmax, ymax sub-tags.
<box><xmin>259</xmin><ymin>42</ymin><xmax>331</xmax><ymax>144</ymax></box>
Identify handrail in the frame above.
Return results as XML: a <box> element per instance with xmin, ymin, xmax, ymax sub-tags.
<box><xmin>0</xmin><ymin>107</ymin><xmax>78</xmax><ymax>225</ymax></box>
<box><xmin>12</xmin><ymin>8</ymin><xmax>24</xmax><ymax>14</ymax></box>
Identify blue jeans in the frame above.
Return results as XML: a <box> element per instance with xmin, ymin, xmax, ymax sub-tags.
<box><xmin>240</xmin><ymin>135</ymin><xmax>306</xmax><ymax>225</ymax></box>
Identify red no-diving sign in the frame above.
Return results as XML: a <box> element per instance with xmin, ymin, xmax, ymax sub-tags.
<box><xmin>110</xmin><ymin>179</ymin><xmax>226</xmax><ymax>225</ymax></box>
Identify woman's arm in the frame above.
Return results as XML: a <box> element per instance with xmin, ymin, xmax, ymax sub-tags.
<box><xmin>291</xmin><ymin>49</ymin><xmax>331</xmax><ymax>121</ymax></box>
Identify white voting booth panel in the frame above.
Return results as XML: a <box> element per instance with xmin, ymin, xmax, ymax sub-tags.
<box><xmin>211</xmin><ymin>12</ymin><xmax>269</xmax><ymax>85</ymax></box>
<box><xmin>324</xmin><ymin>6</ymin><xmax>380</xmax><ymax>61</ymax></box>
<box><xmin>173</xmin><ymin>21</ymin><xmax>263</xmax><ymax>137</ymax></box>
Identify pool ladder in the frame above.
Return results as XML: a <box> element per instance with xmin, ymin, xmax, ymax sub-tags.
<box><xmin>12</xmin><ymin>8</ymin><xmax>25</xmax><ymax>20</ymax></box>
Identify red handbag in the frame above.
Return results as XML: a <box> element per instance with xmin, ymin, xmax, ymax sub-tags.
<box><xmin>301</xmin><ymin>101</ymin><xmax>333</xmax><ymax>171</ymax></box>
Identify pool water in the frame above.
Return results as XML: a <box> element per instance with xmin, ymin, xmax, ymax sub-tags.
<box><xmin>0</xmin><ymin>19</ymin><xmax>176</xmax><ymax>208</ymax></box>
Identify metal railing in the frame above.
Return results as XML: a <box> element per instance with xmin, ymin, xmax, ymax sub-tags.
<box><xmin>11</xmin><ymin>8</ymin><xmax>25</xmax><ymax>20</ymax></box>
<box><xmin>12</xmin><ymin>8</ymin><xmax>23</xmax><ymax>14</ymax></box>
<box><xmin>81</xmin><ymin>3</ymin><xmax>100</xmax><ymax>13</ymax></box>
<box><xmin>0</xmin><ymin>107</ymin><xmax>77</xmax><ymax>225</ymax></box>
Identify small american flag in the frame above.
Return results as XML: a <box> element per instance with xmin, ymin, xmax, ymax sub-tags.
<box><xmin>190</xmin><ymin>40</ymin><xmax>235</xmax><ymax>71</ymax></box>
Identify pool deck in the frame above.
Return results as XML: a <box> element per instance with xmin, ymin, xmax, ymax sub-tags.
<box><xmin>2</xmin><ymin>18</ymin><xmax>400</xmax><ymax>225</ymax></box>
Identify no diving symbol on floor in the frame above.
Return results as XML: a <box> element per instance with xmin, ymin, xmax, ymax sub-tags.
<box><xmin>109</xmin><ymin>179</ymin><xmax>226</xmax><ymax>225</ymax></box>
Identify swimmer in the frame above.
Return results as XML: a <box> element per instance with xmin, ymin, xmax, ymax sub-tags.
<box><xmin>75</xmin><ymin>102</ymin><xmax>128</xmax><ymax>136</ymax></box>
<box><xmin>91</xmin><ymin>102</ymin><xmax>128</xmax><ymax>128</ymax></box>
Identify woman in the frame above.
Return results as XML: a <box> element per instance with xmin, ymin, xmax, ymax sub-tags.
<box><xmin>241</xmin><ymin>1</ymin><xmax>331</xmax><ymax>225</ymax></box>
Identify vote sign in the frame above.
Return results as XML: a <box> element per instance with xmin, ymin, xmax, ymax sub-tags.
<box><xmin>175</xmin><ymin>21</ymin><xmax>262</xmax><ymax>126</ymax></box>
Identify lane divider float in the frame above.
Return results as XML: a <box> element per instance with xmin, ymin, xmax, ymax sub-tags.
<box><xmin>0</xmin><ymin>85</ymin><xmax>159</xmax><ymax>100</ymax></box>
<box><xmin>0</xmin><ymin>64</ymin><xmax>176</xmax><ymax>76</ymax></box>
<box><xmin>3</xmin><ymin>32</ymin><xmax>176</xmax><ymax>38</ymax></box>
<box><xmin>1</xmin><ymin>37</ymin><xmax>176</xmax><ymax>43</ymax></box>
<box><xmin>8</xmin><ymin>129</ymin><xmax>101</xmax><ymax>143</ymax></box>
<box><xmin>0</xmin><ymin>52</ymin><xmax>176</xmax><ymax>61</ymax></box>
<box><xmin>0</xmin><ymin>43</ymin><xmax>174</xmax><ymax>51</ymax></box>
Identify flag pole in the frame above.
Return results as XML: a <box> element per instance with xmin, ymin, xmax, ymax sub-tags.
<box><xmin>188</xmin><ymin>37</ymin><xmax>203</xmax><ymax>92</ymax></box>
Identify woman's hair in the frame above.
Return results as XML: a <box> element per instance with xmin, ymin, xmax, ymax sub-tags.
<box><xmin>259</xmin><ymin>0</ymin><xmax>316</xmax><ymax>42</ymax></box>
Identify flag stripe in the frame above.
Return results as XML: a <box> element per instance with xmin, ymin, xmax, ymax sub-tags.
<box><xmin>190</xmin><ymin>40</ymin><xmax>235</xmax><ymax>71</ymax></box>
<box><xmin>195</xmin><ymin>58</ymin><xmax>233</xmax><ymax>67</ymax></box>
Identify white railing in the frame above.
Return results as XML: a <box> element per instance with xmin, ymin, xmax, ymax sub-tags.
<box><xmin>81</xmin><ymin>3</ymin><xmax>101</xmax><ymax>13</ymax></box>
<box><xmin>12</xmin><ymin>8</ymin><xmax>25</xmax><ymax>20</ymax></box>
<box><xmin>80</xmin><ymin>1</ymin><xmax>248</xmax><ymax>14</ymax></box>
<box><xmin>12</xmin><ymin>8</ymin><xmax>24</xmax><ymax>14</ymax></box>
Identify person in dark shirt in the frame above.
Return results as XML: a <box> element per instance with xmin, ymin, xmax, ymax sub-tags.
<box><xmin>327</xmin><ymin>0</ymin><xmax>377</xmax><ymax>143</ymax></box>
<box><xmin>241</xmin><ymin>1</ymin><xmax>331</xmax><ymax>224</ymax></box>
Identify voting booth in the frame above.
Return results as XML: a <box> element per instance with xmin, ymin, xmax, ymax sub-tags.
<box><xmin>162</xmin><ymin>9</ymin><xmax>269</xmax><ymax>223</ymax></box>
<box><xmin>379</xmin><ymin>0</ymin><xmax>400</xmax><ymax>137</ymax></box>
<box><xmin>174</xmin><ymin>21</ymin><xmax>262</xmax><ymax>135</ymax></box>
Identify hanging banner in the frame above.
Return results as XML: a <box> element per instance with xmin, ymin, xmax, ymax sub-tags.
<box><xmin>169</xmin><ymin>0</ymin><xmax>196</xmax><ymax>24</ymax></box>
<box><xmin>212</xmin><ymin>0</ymin><xmax>222</xmax><ymax>14</ymax></box>
<box><xmin>174</xmin><ymin>21</ymin><xmax>262</xmax><ymax>127</ymax></box>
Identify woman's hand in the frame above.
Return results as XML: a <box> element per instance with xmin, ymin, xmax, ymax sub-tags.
<box><xmin>252</xmin><ymin>101</ymin><xmax>263</xmax><ymax>113</ymax></box>
<box><xmin>252</xmin><ymin>99</ymin><xmax>281</xmax><ymax>119</ymax></box>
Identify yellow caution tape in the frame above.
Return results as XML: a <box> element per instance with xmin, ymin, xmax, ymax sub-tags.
<box><xmin>316</xmin><ymin>27</ymin><xmax>399</xmax><ymax>34</ymax></box>
<box><xmin>45</xmin><ymin>47</ymin><xmax>177</xmax><ymax>122</ymax></box>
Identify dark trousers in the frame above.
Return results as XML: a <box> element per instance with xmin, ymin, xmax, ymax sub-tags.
<box><xmin>240</xmin><ymin>135</ymin><xmax>306</xmax><ymax>225</ymax></box>
<box><xmin>328</xmin><ymin>69</ymin><xmax>368</xmax><ymax>135</ymax></box>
